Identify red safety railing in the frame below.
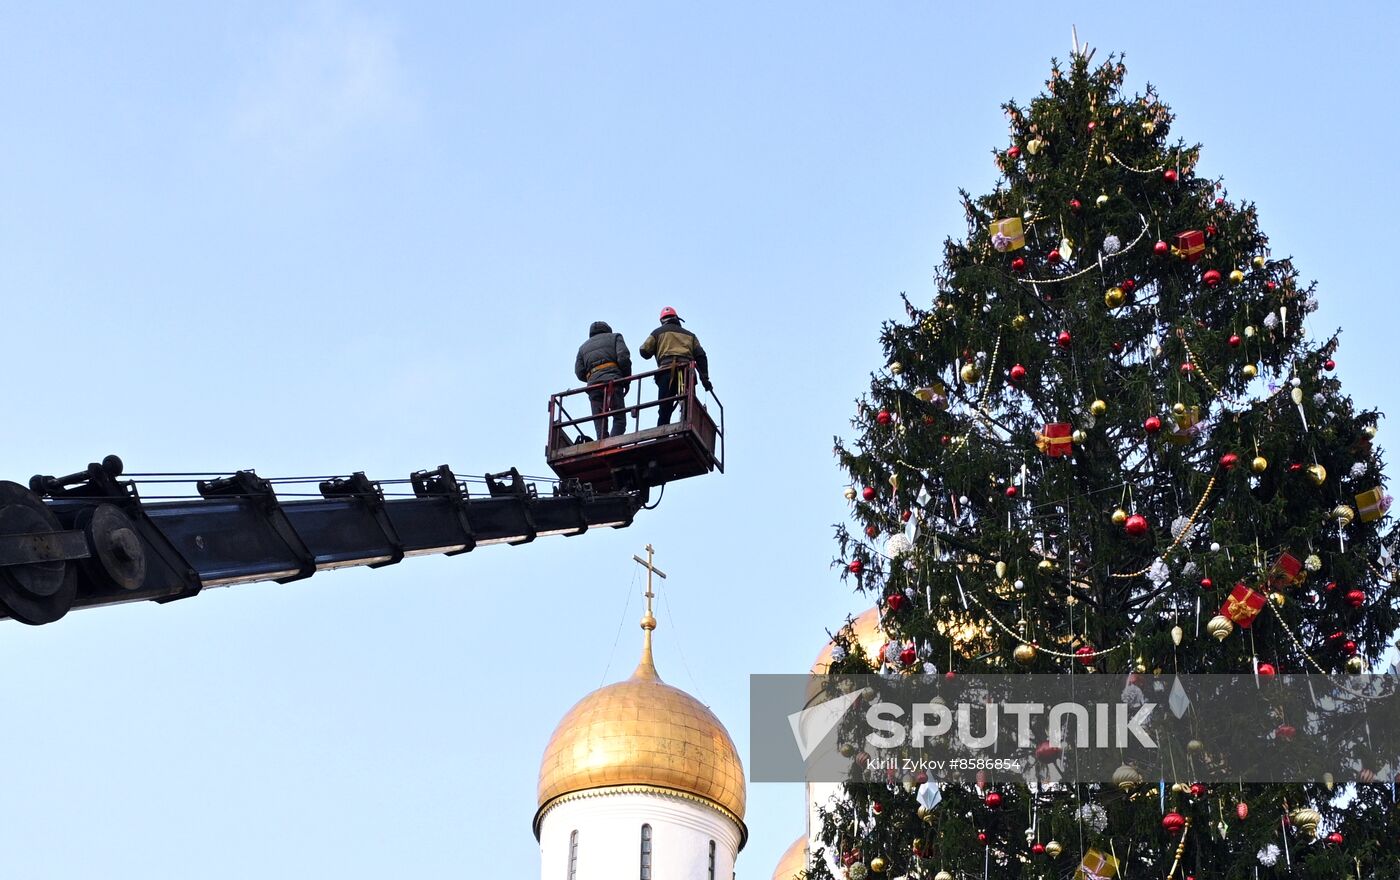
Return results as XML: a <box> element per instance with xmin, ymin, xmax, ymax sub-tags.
<box><xmin>546</xmin><ymin>362</ymin><xmax>724</xmax><ymax>481</ymax></box>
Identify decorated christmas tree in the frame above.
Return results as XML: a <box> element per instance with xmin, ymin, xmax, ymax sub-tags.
<box><xmin>814</xmin><ymin>50</ymin><xmax>1400</xmax><ymax>878</ymax></box>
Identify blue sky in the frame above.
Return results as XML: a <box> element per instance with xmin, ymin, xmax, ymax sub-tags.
<box><xmin>3</xmin><ymin>2</ymin><xmax>1399</xmax><ymax>877</ymax></box>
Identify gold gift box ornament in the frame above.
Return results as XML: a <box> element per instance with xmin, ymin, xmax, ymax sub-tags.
<box><xmin>990</xmin><ymin>217</ymin><xmax>1025</xmax><ymax>252</ymax></box>
<box><xmin>1356</xmin><ymin>487</ymin><xmax>1391</xmax><ymax>523</ymax></box>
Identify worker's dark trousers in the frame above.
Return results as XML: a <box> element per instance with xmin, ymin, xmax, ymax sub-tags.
<box><xmin>654</xmin><ymin>365</ymin><xmax>687</xmax><ymax>426</ymax></box>
<box><xmin>587</xmin><ymin>381</ymin><xmax>627</xmax><ymax>439</ymax></box>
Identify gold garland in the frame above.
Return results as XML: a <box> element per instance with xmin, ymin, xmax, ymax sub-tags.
<box><xmin>1111</xmin><ymin>472</ymin><xmax>1219</xmax><ymax>579</ymax></box>
<box><xmin>1177</xmin><ymin>328</ymin><xmax>1287</xmax><ymax>409</ymax></box>
<box><xmin>1106</xmin><ymin>150</ymin><xmax>1166</xmax><ymax>175</ymax></box>
<box><xmin>1015</xmin><ymin>213</ymin><xmax>1150</xmax><ymax>287</ymax></box>
<box><xmin>963</xmin><ymin>588</ymin><xmax>1127</xmax><ymax>660</ymax></box>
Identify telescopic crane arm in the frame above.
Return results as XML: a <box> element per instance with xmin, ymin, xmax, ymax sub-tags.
<box><xmin>0</xmin><ymin>455</ymin><xmax>644</xmax><ymax>626</ymax></box>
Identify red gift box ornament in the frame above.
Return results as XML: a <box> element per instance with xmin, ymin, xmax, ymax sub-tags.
<box><xmin>1221</xmin><ymin>583</ymin><xmax>1266</xmax><ymax>628</ymax></box>
<box><xmin>1269</xmin><ymin>552</ymin><xmax>1307</xmax><ymax>588</ymax></box>
<box><xmin>1174</xmin><ymin>229</ymin><xmax>1206</xmax><ymax>263</ymax></box>
<box><xmin>1036</xmin><ymin>422</ymin><xmax>1074</xmax><ymax>457</ymax></box>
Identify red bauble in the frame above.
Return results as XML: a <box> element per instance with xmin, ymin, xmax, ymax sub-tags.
<box><xmin>977</xmin><ymin>832</ymin><xmax>989</xmax><ymax>845</ymax></box>
<box><xmin>1008</xmin><ymin>145</ymin><xmax>1021</xmax><ymax>159</ymax></box>
<box><xmin>1144</xmin><ymin>415</ymin><xmax>1163</xmax><ymax>433</ymax></box>
<box><xmin>1180</xmin><ymin>361</ymin><xmax>1195</xmax><ymax>373</ymax></box>
<box><xmin>1087</xmin><ymin>120</ymin><xmax>1097</xmax><ymax>131</ymax></box>
<box><xmin>1215</xmin><ymin>197</ymin><xmax>1225</xmax><ymax>207</ymax></box>
<box><xmin>1325</xmin><ymin>358</ymin><xmax>1337</xmax><ymax>371</ymax></box>
<box><xmin>1206</xmin><ymin>224</ymin><xmax>1218</xmax><ymax>237</ymax></box>
<box><xmin>940</xmin><ymin>435</ymin><xmax>950</xmax><ymax>445</ymax></box>
<box><xmin>886</xmin><ymin>593</ymin><xmax>907</xmax><ymax>613</ymax></box>
<box><xmin>900</xmin><ymin>645</ymin><xmax>918</xmax><ymax>665</ymax></box>
<box><xmin>915</xmin><ymin>770</ymin><xmax>928</xmax><ymax>784</ymax></box>
<box><xmin>1121</xmin><ymin>278</ymin><xmax>1136</xmax><ymax>292</ymax></box>
<box><xmin>862</xmin><ymin>486</ymin><xmax>876</xmax><ymax>501</ymax></box>
<box><xmin>1345</xmin><ymin>640</ymin><xmax>1359</xmax><ymax>655</ymax></box>
<box><xmin>1162</xmin><ymin>811</ymin><xmax>1186</xmax><ymax>832</ymax></box>
<box><xmin>848</xmin><ymin>559</ymin><xmax>864</xmax><ymax>574</ymax></box>
<box><xmin>1346</xmin><ymin>588</ymin><xmax>1366</xmax><ymax>608</ymax></box>
<box><xmin>1289</xmin><ymin>462</ymin><xmax>1303</xmax><ymax>473</ymax></box>
<box><xmin>985</xmin><ymin>791</ymin><xmax>1003</xmax><ymax>808</ymax></box>
<box><xmin>1228</xmin><ymin>334</ymin><xmax>1242</xmax><ymax>347</ymax></box>
<box><xmin>1276</xmin><ymin>723</ymin><xmax>1297</xmax><ymax>740</ymax></box>
<box><xmin>1057</xmin><ymin>330</ymin><xmax>1072</xmax><ymax>348</ymax></box>
<box><xmin>944</xmin><ymin>670</ymin><xmax>956</xmax><ymax>680</ymax></box>
<box><xmin>1220</xmin><ymin>452</ymin><xmax>1239</xmax><ymax>469</ymax></box>
<box><xmin>876</xmin><ymin>410</ymin><xmax>892</xmax><ymax>425</ymax></box>
<box><xmin>1164</xmin><ymin>169</ymin><xmax>1179</xmax><ymax>183</ymax></box>
<box><xmin>865</xmin><ymin>525</ymin><xmax>878</xmax><ymax>538</ymax></box>
<box><xmin>922</xmin><ymin>414</ymin><xmax>934</xmax><ymax>425</ymax></box>
<box><xmin>1069</xmin><ymin>198</ymin><xmax>1082</xmax><ymax>211</ymax></box>
<box><xmin>900</xmin><ymin>509</ymin><xmax>912</xmax><ymax>522</ymax></box>
<box><xmin>1032</xmin><ymin>842</ymin><xmax>1046</xmax><ymax>855</ymax></box>
<box><xmin>1048</xmin><ymin>248</ymin><xmax>1062</xmax><ymax>263</ymax></box>
<box><xmin>1154</xmin><ymin>239</ymin><xmax>1170</xmax><ymax>255</ymax></box>
<box><xmin>1010</xmin><ymin>364</ymin><xmax>1027</xmax><ymax>382</ymax></box>
<box><xmin>1258</xmin><ymin>662</ymin><xmax>1277</xmax><ymax>676</ymax></box>
<box><xmin>1124</xmin><ymin>514</ymin><xmax>1150</xmax><ymax>536</ymax></box>
<box><xmin>1203</xmin><ymin>269</ymin><xmax>1222</xmax><ymax>287</ymax></box>
<box><xmin>1328</xmin><ymin>832</ymin><xmax>1345</xmax><ymax>846</ymax></box>
<box><xmin>1005</xmin><ymin>485</ymin><xmax>1019</xmax><ymax>498</ymax></box>
<box><xmin>1075</xmin><ymin>645</ymin><xmax>1096</xmax><ymax>666</ymax></box>
<box><xmin>1035</xmin><ymin>740</ymin><xmax>1063</xmax><ymax>762</ymax></box>
<box><xmin>1189</xmin><ymin>782</ymin><xmax>1206</xmax><ymax>797</ymax></box>
<box><xmin>1011</xmin><ymin>257</ymin><xmax>1026</xmax><ymax>272</ymax></box>
<box><xmin>1111</xmin><ymin>341</ymin><xmax>1124</xmax><ymax>354</ymax></box>
<box><xmin>1236</xmin><ymin>802</ymin><xmax>1249</xmax><ymax>820</ymax></box>
<box><xmin>872</xmin><ymin>801</ymin><xmax>883</xmax><ymax>814</ymax></box>
<box><xmin>1200</xmin><ymin>577</ymin><xmax>1213</xmax><ymax>589</ymax></box>
<box><xmin>1265</xmin><ymin>279</ymin><xmax>1277</xmax><ymax>290</ymax></box>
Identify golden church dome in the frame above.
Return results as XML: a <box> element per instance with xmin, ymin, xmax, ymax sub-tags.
<box><xmin>771</xmin><ymin>833</ymin><xmax>808</xmax><ymax>879</ymax></box>
<box><xmin>534</xmin><ymin>600</ymin><xmax>746</xmax><ymax>840</ymax></box>
<box><xmin>810</xmin><ymin>605</ymin><xmax>886</xmax><ymax>673</ymax></box>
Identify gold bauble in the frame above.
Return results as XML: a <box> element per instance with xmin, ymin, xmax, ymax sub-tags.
<box><xmin>960</xmin><ymin>363</ymin><xmax>980</xmax><ymax>383</ymax></box>
<box><xmin>889</xmin><ymin>473</ymin><xmax>900</xmax><ymax>490</ymax></box>
<box><xmin>1244</xmin><ymin>324</ymin><xmax>1257</xmax><ymax>338</ymax></box>
<box><xmin>1187</xmin><ymin>738</ymin><xmax>1205</xmax><ymax>754</ymax></box>
<box><xmin>912</xmin><ymin>838</ymin><xmax>924</xmax><ymax>852</ymax></box>
<box><xmin>1011</xmin><ymin>314</ymin><xmax>1029</xmax><ymax>330</ymax></box>
<box><xmin>1111</xmin><ymin>508</ymin><xmax>1128</xmax><ymax>526</ymax></box>
<box><xmin>1347</xmin><ymin>656</ymin><xmax>1365</xmax><ymax>674</ymax></box>
<box><xmin>1090</xmin><ymin>399</ymin><xmax>1108</xmax><ymax>417</ymax></box>
<box><xmin>1104</xmin><ymin>286</ymin><xmax>1126</xmax><ymax>308</ymax></box>
<box><xmin>1045</xmin><ymin>841</ymin><xmax>1063</xmax><ymax>858</ymax></box>
<box><xmin>1242</xmin><ymin>363</ymin><xmax>1258</xmax><ymax>379</ymax></box>
<box><xmin>1013</xmin><ymin>643</ymin><xmax>1038</xmax><ymax>665</ymax></box>
<box><xmin>1112</xmin><ymin>763</ymin><xmax>1143</xmax><ymax>792</ymax></box>
<box><xmin>1142</xmin><ymin>121</ymin><xmax>1156</xmax><ymax>134</ymax></box>
<box><xmin>1334</xmin><ymin>504</ymin><xmax>1356</xmax><ymax>527</ymax></box>
<box><xmin>1229</xmin><ymin>269</ymin><xmax>1245</xmax><ymax>284</ymax></box>
<box><xmin>890</xmin><ymin>361</ymin><xmax>903</xmax><ymax>374</ymax></box>
<box><xmin>995</xmin><ymin>561</ymin><xmax>1008</xmax><ymax>579</ymax></box>
<box><xmin>1305</xmin><ymin>553</ymin><xmax>1322</xmax><ymax>572</ymax></box>
<box><xmin>1364</xmin><ymin>424</ymin><xmax>1379</xmax><ymax>439</ymax></box>
<box><xmin>1253</xmin><ymin>255</ymin><xmax>1267</xmax><ymax>268</ymax></box>
<box><xmin>1270</xmin><ymin>592</ymin><xmax>1286</xmax><ymax>608</ymax></box>
<box><xmin>1095</xmin><ymin>193</ymin><xmax>1109</xmax><ymax>207</ymax></box>
<box><xmin>1026</xmin><ymin>137</ymin><xmax>1043</xmax><ymax>155</ymax></box>
<box><xmin>1071</xmin><ymin>429</ymin><xmax>1087</xmax><ymax>444</ymax></box>
<box><xmin>916</xmin><ymin>805</ymin><xmax>930</xmax><ymax>820</ymax></box>
<box><xmin>1134</xmin><ymin>662</ymin><xmax>1148</xmax><ymax>674</ymax></box>
<box><xmin>935</xmin><ymin>872</ymin><xmax>955</xmax><ymax>880</ymax></box>
<box><xmin>1171</xmin><ymin>624</ymin><xmax>1184</xmax><ymax>646</ymax></box>
<box><xmin>844</xmin><ymin>486</ymin><xmax>857</xmax><ymax>500</ymax></box>
<box><xmin>870</xmin><ymin>856</ymin><xmax>887</xmax><ymax>873</ymax></box>
<box><xmin>1324</xmin><ymin>771</ymin><xmax>1334</xmax><ymax>790</ymax></box>
<box><xmin>1037</xmin><ymin>558</ymin><xmax>1055</xmax><ymax>573</ymax></box>
<box><xmin>1172</xmin><ymin>782</ymin><xmax>1190</xmax><ymax>793</ymax></box>
<box><xmin>1207</xmin><ymin>614</ymin><xmax>1235</xmax><ymax>641</ymax></box>
<box><xmin>1290</xmin><ymin>807</ymin><xmax>1322</xmax><ymax>838</ymax></box>
<box><xmin>1306</xmin><ymin>464</ymin><xmax>1327</xmax><ymax>487</ymax></box>
<box><xmin>1251</xmin><ymin>455</ymin><xmax>1268</xmax><ymax>473</ymax></box>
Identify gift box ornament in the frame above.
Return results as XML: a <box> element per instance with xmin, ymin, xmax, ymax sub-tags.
<box><xmin>990</xmin><ymin>217</ymin><xmax>1025</xmax><ymax>252</ymax></box>
<box><xmin>1075</xmin><ymin>848</ymin><xmax>1119</xmax><ymax>880</ymax></box>
<box><xmin>1221</xmin><ymin>583</ymin><xmax>1266</xmax><ymax>628</ymax></box>
<box><xmin>1174</xmin><ymin>229</ymin><xmax>1205</xmax><ymax>263</ymax></box>
<box><xmin>1036</xmin><ymin>422</ymin><xmax>1074</xmax><ymax>457</ymax></box>
<box><xmin>1268</xmin><ymin>552</ymin><xmax>1306</xmax><ymax>588</ymax></box>
<box><xmin>1356</xmin><ymin>487</ymin><xmax>1391</xmax><ymax>523</ymax></box>
<box><xmin>1166</xmin><ymin>406</ymin><xmax>1203</xmax><ymax>445</ymax></box>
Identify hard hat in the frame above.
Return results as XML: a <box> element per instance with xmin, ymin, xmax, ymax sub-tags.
<box><xmin>659</xmin><ymin>306</ymin><xmax>679</xmax><ymax>321</ymax></box>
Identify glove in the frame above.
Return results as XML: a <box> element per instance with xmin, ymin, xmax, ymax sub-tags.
<box><xmin>702</xmin><ymin>378</ymin><xmax>714</xmax><ymax>393</ymax></box>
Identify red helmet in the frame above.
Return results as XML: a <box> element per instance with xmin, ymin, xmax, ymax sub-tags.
<box><xmin>659</xmin><ymin>306</ymin><xmax>678</xmax><ymax>321</ymax></box>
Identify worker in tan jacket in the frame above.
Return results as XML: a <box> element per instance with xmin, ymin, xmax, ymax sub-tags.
<box><xmin>639</xmin><ymin>307</ymin><xmax>711</xmax><ymax>426</ymax></box>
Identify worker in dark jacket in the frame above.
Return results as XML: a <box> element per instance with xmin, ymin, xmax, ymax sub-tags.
<box><xmin>639</xmin><ymin>307</ymin><xmax>711</xmax><ymax>426</ymax></box>
<box><xmin>575</xmin><ymin>321</ymin><xmax>632</xmax><ymax>440</ymax></box>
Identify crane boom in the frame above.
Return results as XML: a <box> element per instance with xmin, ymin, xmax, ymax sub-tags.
<box><xmin>0</xmin><ymin>455</ymin><xmax>643</xmax><ymax>626</ymax></box>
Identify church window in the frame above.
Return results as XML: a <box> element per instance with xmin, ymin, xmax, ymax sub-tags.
<box><xmin>567</xmin><ymin>830</ymin><xmax>578</xmax><ymax>880</ymax></box>
<box><xmin>640</xmin><ymin>824</ymin><xmax>653</xmax><ymax>879</ymax></box>
<box><xmin>708</xmin><ymin>840</ymin><xmax>716</xmax><ymax>879</ymax></box>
